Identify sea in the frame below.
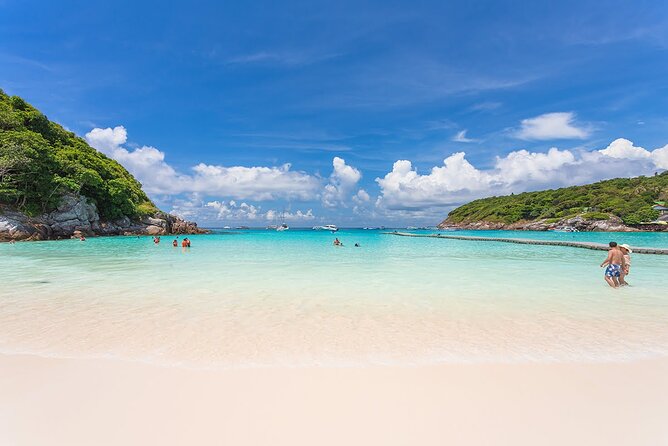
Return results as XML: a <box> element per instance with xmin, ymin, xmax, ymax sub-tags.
<box><xmin>2</xmin><ymin>228</ymin><xmax>668</xmax><ymax>368</ymax></box>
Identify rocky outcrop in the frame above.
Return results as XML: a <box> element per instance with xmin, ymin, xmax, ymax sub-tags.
<box><xmin>438</xmin><ymin>215</ymin><xmax>642</xmax><ymax>232</ymax></box>
<box><xmin>0</xmin><ymin>194</ymin><xmax>207</xmax><ymax>241</ymax></box>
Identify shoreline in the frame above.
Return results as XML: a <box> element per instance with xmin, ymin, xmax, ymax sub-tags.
<box><xmin>1</xmin><ymin>353</ymin><xmax>667</xmax><ymax>445</ymax></box>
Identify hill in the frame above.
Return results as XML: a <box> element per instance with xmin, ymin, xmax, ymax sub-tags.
<box><xmin>440</xmin><ymin>173</ymin><xmax>668</xmax><ymax>231</ymax></box>
<box><xmin>0</xmin><ymin>89</ymin><xmax>205</xmax><ymax>240</ymax></box>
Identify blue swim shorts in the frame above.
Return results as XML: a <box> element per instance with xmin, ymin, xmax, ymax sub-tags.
<box><xmin>605</xmin><ymin>264</ymin><xmax>621</xmax><ymax>278</ymax></box>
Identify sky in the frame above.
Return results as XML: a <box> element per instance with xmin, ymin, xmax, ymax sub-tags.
<box><xmin>1</xmin><ymin>0</ymin><xmax>668</xmax><ymax>227</ymax></box>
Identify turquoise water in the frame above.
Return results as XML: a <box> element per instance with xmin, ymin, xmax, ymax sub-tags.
<box><xmin>2</xmin><ymin>229</ymin><xmax>668</xmax><ymax>367</ymax></box>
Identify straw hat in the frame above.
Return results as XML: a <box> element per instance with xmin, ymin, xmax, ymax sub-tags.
<box><xmin>619</xmin><ymin>243</ymin><xmax>632</xmax><ymax>253</ymax></box>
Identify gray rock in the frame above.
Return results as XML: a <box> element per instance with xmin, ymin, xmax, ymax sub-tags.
<box><xmin>1</xmin><ymin>193</ymin><xmax>208</xmax><ymax>241</ymax></box>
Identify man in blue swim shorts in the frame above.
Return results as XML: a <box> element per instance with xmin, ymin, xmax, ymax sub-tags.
<box><xmin>600</xmin><ymin>241</ymin><xmax>626</xmax><ymax>288</ymax></box>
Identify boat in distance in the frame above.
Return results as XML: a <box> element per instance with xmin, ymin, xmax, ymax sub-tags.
<box><xmin>312</xmin><ymin>224</ymin><xmax>339</xmax><ymax>232</ymax></box>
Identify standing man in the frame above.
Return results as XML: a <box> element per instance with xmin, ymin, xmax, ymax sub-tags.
<box><xmin>600</xmin><ymin>241</ymin><xmax>626</xmax><ymax>288</ymax></box>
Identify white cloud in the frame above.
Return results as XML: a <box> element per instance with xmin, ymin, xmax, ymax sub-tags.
<box><xmin>452</xmin><ymin>130</ymin><xmax>476</xmax><ymax>143</ymax></box>
<box><xmin>265</xmin><ymin>209</ymin><xmax>315</xmax><ymax>222</ymax></box>
<box><xmin>85</xmin><ymin>126</ymin><xmax>321</xmax><ymax>201</ymax></box>
<box><xmin>652</xmin><ymin>144</ymin><xmax>668</xmax><ymax>169</ymax></box>
<box><xmin>170</xmin><ymin>195</ymin><xmax>316</xmax><ymax>223</ymax></box>
<box><xmin>598</xmin><ymin>138</ymin><xmax>668</xmax><ymax>169</ymax></box>
<box><xmin>514</xmin><ymin>112</ymin><xmax>590</xmax><ymax>140</ymax></box>
<box><xmin>376</xmin><ymin>138</ymin><xmax>666</xmax><ymax>210</ymax></box>
<box><xmin>206</xmin><ymin>200</ymin><xmax>261</xmax><ymax>220</ymax></box>
<box><xmin>84</xmin><ymin>126</ymin><xmax>128</xmax><ymax>153</ymax></box>
<box><xmin>322</xmin><ymin>156</ymin><xmax>362</xmax><ymax>207</ymax></box>
<box><xmin>353</xmin><ymin>189</ymin><xmax>370</xmax><ymax>204</ymax></box>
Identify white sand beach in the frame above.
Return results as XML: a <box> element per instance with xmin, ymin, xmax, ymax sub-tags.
<box><xmin>1</xmin><ymin>353</ymin><xmax>667</xmax><ymax>446</ymax></box>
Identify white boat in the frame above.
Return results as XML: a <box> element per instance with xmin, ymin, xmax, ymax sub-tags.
<box><xmin>313</xmin><ymin>224</ymin><xmax>338</xmax><ymax>232</ymax></box>
<box><xmin>550</xmin><ymin>226</ymin><xmax>579</xmax><ymax>232</ymax></box>
<box><xmin>276</xmin><ymin>223</ymin><xmax>289</xmax><ymax>231</ymax></box>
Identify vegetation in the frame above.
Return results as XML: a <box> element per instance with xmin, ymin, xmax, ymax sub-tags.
<box><xmin>447</xmin><ymin>173</ymin><xmax>668</xmax><ymax>225</ymax></box>
<box><xmin>0</xmin><ymin>89</ymin><xmax>157</xmax><ymax>219</ymax></box>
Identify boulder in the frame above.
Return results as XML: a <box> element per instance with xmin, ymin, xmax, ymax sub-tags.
<box><xmin>1</xmin><ymin>193</ymin><xmax>207</xmax><ymax>241</ymax></box>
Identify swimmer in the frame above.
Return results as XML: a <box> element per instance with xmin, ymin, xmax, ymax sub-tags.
<box><xmin>172</xmin><ymin>239</ymin><xmax>178</xmax><ymax>247</ymax></box>
<box><xmin>354</xmin><ymin>243</ymin><xmax>360</xmax><ymax>247</ymax></box>
<box><xmin>600</xmin><ymin>241</ymin><xmax>626</xmax><ymax>288</ymax></box>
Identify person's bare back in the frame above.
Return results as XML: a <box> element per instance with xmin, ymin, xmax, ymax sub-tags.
<box><xmin>600</xmin><ymin>242</ymin><xmax>626</xmax><ymax>288</ymax></box>
<box><xmin>608</xmin><ymin>248</ymin><xmax>624</xmax><ymax>265</ymax></box>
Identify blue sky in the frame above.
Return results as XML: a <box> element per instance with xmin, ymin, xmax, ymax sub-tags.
<box><xmin>2</xmin><ymin>0</ymin><xmax>668</xmax><ymax>226</ymax></box>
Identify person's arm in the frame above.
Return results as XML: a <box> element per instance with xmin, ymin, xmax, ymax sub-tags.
<box><xmin>600</xmin><ymin>251</ymin><xmax>612</xmax><ymax>267</ymax></box>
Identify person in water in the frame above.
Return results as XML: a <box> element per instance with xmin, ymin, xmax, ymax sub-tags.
<box><xmin>153</xmin><ymin>236</ymin><xmax>160</xmax><ymax>244</ymax></box>
<box><xmin>172</xmin><ymin>239</ymin><xmax>178</xmax><ymax>247</ymax></box>
<box><xmin>619</xmin><ymin>244</ymin><xmax>632</xmax><ymax>286</ymax></box>
<box><xmin>354</xmin><ymin>243</ymin><xmax>360</xmax><ymax>247</ymax></box>
<box><xmin>600</xmin><ymin>241</ymin><xmax>626</xmax><ymax>288</ymax></box>
<box><xmin>333</xmin><ymin>238</ymin><xmax>341</xmax><ymax>246</ymax></box>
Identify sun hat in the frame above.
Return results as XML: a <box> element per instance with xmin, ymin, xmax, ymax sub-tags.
<box><xmin>619</xmin><ymin>243</ymin><xmax>632</xmax><ymax>253</ymax></box>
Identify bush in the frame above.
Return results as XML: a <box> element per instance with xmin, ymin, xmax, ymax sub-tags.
<box><xmin>580</xmin><ymin>212</ymin><xmax>610</xmax><ymax>220</ymax></box>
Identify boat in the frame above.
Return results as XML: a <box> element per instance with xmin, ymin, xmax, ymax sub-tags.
<box><xmin>236</xmin><ymin>226</ymin><xmax>250</xmax><ymax>230</ymax></box>
<box><xmin>276</xmin><ymin>223</ymin><xmax>289</xmax><ymax>231</ymax></box>
<box><xmin>550</xmin><ymin>226</ymin><xmax>579</xmax><ymax>232</ymax></box>
<box><xmin>313</xmin><ymin>224</ymin><xmax>338</xmax><ymax>232</ymax></box>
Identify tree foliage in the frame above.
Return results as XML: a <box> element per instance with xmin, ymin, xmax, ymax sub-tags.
<box><xmin>0</xmin><ymin>89</ymin><xmax>158</xmax><ymax>219</ymax></box>
<box><xmin>447</xmin><ymin>173</ymin><xmax>668</xmax><ymax>225</ymax></box>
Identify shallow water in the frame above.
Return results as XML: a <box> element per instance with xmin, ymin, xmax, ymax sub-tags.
<box><xmin>2</xmin><ymin>229</ymin><xmax>668</xmax><ymax>368</ymax></box>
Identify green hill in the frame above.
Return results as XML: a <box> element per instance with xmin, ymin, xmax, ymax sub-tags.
<box><xmin>444</xmin><ymin>173</ymin><xmax>668</xmax><ymax>227</ymax></box>
<box><xmin>0</xmin><ymin>89</ymin><xmax>157</xmax><ymax>220</ymax></box>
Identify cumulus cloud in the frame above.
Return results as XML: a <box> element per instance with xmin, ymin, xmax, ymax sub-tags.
<box><xmin>452</xmin><ymin>130</ymin><xmax>476</xmax><ymax>143</ymax></box>
<box><xmin>264</xmin><ymin>209</ymin><xmax>315</xmax><ymax>222</ymax></box>
<box><xmin>514</xmin><ymin>112</ymin><xmax>590</xmax><ymax>140</ymax></box>
<box><xmin>353</xmin><ymin>189</ymin><xmax>370</xmax><ymax>204</ymax></box>
<box><xmin>169</xmin><ymin>195</ymin><xmax>316</xmax><ymax>223</ymax></box>
<box><xmin>321</xmin><ymin>156</ymin><xmax>362</xmax><ymax>207</ymax></box>
<box><xmin>85</xmin><ymin>126</ymin><xmax>321</xmax><ymax>201</ymax></box>
<box><xmin>599</xmin><ymin>138</ymin><xmax>668</xmax><ymax>169</ymax></box>
<box><xmin>376</xmin><ymin>138</ymin><xmax>667</xmax><ymax>210</ymax></box>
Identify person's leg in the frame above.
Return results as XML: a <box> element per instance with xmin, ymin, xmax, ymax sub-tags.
<box><xmin>619</xmin><ymin>270</ymin><xmax>627</xmax><ymax>286</ymax></box>
<box><xmin>605</xmin><ymin>276</ymin><xmax>617</xmax><ymax>288</ymax></box>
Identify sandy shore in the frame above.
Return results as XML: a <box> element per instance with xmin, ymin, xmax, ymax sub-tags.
<box><xmin>1</xmin><ymin>354</ymin><xmax>667</xmax><ymax>446</ymax></box>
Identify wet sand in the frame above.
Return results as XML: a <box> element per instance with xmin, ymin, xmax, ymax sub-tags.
<box><xmin>1</xmin><ymin>353</ymin><xmax>667</xmax><ymax>445</ymax></box>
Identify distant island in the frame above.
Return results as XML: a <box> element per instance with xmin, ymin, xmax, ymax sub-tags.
<box><xmin>0</xmin><ymin>89</ymin><xmax>206</xmax><ymax>241</ymax></box>
<box><xmin>439</xmin><ymin>173</ymin><xmax>668</xmax><ymax>232</ymax></box>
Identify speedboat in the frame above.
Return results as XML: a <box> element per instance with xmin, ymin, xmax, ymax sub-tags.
<box><xmin>276</xmin><ymin>223</ymin><xmax>289</xmax><ymax>231</ymax></box>
<box><xmin>313</xmin><ymin>224</ymin><xmax>338</xmax><ymax>232</ymax></box>
<box><xmin>550</xmin><ymin>225</ymin><xmax>579</xmax><ymax>232</ymax></box>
